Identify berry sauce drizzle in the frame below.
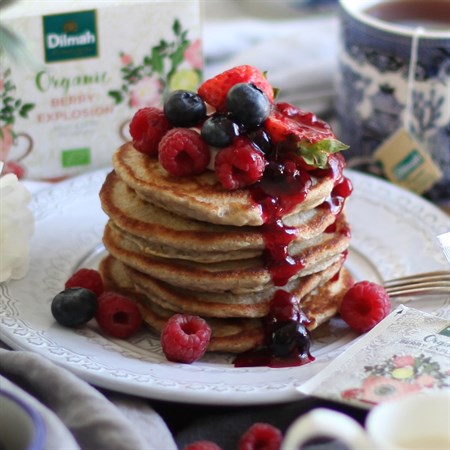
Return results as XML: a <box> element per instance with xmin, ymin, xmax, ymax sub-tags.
<box><xmin>233</xmin><ymin>154</ymin><xmax>346</xmax><ymax>368</ymax></box>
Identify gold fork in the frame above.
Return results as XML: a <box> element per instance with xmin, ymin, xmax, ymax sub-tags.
<box><xmin>383</xmin><ymin>270</ymin><xmax>450</xmax><ymax>297</ymax></box>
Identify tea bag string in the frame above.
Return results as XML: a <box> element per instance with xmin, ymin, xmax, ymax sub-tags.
<box><xmin>404</xmin><ymin>26</ymin><xmax>424</xmax><ymax>132</ymax></box>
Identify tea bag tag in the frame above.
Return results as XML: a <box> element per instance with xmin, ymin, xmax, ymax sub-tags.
<box><xmin>373</xmin><ymin>26</ymin><xmax>443</xmax><ymax>195</ymax></box>
<box><xmin>374</xmin><ymin>128</ymin><xmax>443</xmax><ymax>195</ymax></box>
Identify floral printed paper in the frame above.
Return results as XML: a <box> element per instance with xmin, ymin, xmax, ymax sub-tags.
<box><xmin>299</xmin><ymin>305</ymin><xmax>450</xmax><ymax>407</ymax></box>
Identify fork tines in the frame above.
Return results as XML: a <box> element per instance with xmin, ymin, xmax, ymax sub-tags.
<box><xmin>383</xmin><ymin>270</ymin><xmax>450</xmax><ymax>297</ymax></box>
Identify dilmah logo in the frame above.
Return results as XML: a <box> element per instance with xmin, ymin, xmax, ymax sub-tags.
<box><xmin>43</xmin><ymin>10</ymin><xmax>98</xmax><ymax>63</ymax></box>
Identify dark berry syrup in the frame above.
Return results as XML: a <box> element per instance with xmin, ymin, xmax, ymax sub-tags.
<box><xmin>233</xmin><ymin>152</ymin><xmax>347</xmax><ymax>368</ymax></box>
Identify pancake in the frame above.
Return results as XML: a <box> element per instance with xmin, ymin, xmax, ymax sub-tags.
<box><xmin>112</xmin><ymin>142</ymin><xmax>337</xmax><ymax>226</ymax></box>
<box><xmin>103</xmin><ymin>216</ymin><xmax>351</xmax><ymax>293</ymax></box>
<box><xmin>125</xmin><ymin>257</ymin><xmax>345</xmax><ymax>318</ymax></box>
<box><xmin>100</xmin><ymin>170</ymin><xmax>338</xmax><ymax>262</ymax></box>
<box><xmin>98</xmin><ymin>65</ymin><xmax>355</xmax><ymax>358</ymax></box>
<box><xmin>99</xmin><ymin>255</ymin><xmax>354</xmax><ymax>353</ymax></box>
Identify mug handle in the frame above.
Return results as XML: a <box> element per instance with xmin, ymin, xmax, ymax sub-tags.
<box><xmin>281</xmin><ymin>408</ymin><xmax>372</xmax><ymax>450</ymax></box>
<box><xmin>13</xmin><ymin>132</ymin><xmax>34</xmax><ymax>161</ymax></box>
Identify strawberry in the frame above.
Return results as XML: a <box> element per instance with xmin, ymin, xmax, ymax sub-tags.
<box><xmin>198</xmin><ymin>65</ymin><xmax>274</xmax><ymax>111</ymax></box>
<box><xmin>264</xmin><ymin>102</ymin><xmax>335</xmax><ymax>145</ymax></box>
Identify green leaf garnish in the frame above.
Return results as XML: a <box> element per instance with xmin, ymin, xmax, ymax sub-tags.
<box><xmin>297</xmin><ymin>139</ymin><xmax>349</xmax><ymax>169</ymax></box>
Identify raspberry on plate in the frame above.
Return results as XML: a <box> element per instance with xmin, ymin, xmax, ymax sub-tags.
<box><xmin>161</xmin><ymin>314</ymin><xmax>211</xmax><ymax>363</ymax></box>
<box><xmin>238</xmin><ymin>422</ymin><xmax>282</xmax><ymax>450</ymax></box>
<box><xmin>184</xmin><ymin>441</ymin><xmax>222</xmax><ymax>450</ymax></box>
<box><xmin>95</xmin><ymin>292</ymin><xmax>142</xmax><ymax>339</ymax></box>
<box><xmin>129</xmin><ymin>107</ymin><xmax>171</xmax><ymax>156</ymax></box>
<box><xmin>215</xmin><ymin>138</ymin><xmax>266</xmax><ymax>190</ymax></box>
<box><xmin>198</xmin><ymin>65</ymin><xmax>274</xmax><ymax>111</ymax></box>
<box><xmin>159</xmin><ymin>128</ymin><xmax>210</xmax><ymax>177</ymax></box>
<box><xmin>65</xmin><ymin>268</ymin><xmax>104</xmax><ymax>298</ymax></box>
<box><xmin>339</xmin><ymin>281</ymin><xmax>391</xmax><ymax>334</ymax></box>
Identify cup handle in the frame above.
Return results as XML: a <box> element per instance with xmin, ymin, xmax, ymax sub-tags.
<box><xmin>281</xmin><ymin>408</ymin><xmax>372</xmax><ymax>450</ymax></box>
<box><xmin>13</xmin><ymin>132</ymin><xmax>34</xmax><ymax>161</ymax></box>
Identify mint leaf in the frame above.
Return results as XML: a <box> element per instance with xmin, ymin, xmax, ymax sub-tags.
<box><xmin>297</xmin><ymin>139</ymin><xmax>349</xmax><ymax>169</ymax></box>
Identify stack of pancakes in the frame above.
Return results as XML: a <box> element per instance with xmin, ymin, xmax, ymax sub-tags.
<box><xmin>98</xmin><ymin>142</ymin><xmax>353</xmax><ymax>353</ymax></box>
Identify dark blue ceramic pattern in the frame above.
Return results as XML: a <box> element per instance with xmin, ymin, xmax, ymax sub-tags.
<box><xmin>336</xmin><ymin>5</ymin><xmax>450</xmax><ymax>205</ymax></box>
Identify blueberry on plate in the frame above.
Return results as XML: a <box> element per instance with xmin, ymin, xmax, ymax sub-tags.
<box><xmin>163</xmin><ymin>90</ymin><xmax>207</xmax><ymax>127</ymax></box>
<box><xmin>51</xmin><ymin>287</ymin><xmax>98</xmax><ymax>328</ymax></box>
<box><xmin>226</xmin><ymin>83</ymin><xmax>271</xmax><ymax>129</ymax></box>
<box><xmin>271</xmin><ymin>320</ymin><xmax>311</xmax><ymax>358</ymax></box>
<box><xmin>201</xmin><ymin>114</ymin><xmax>240</xmax><ymax>147</ymax></box>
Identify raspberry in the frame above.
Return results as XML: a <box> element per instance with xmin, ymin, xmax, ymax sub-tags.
<box><xmin>158</xmin><ymin>128</ymin><xmax>210</xmax><ymax>177</ymax></box>
<box><xmin>264</xmin><ymin>102</ymin><xmax>335</xmax><ymax>145</ymax></box>
<box><xmin>215</xmin><ymin>138</ymin><xmax>266</xmax><ymax>190</ymax></box>
<box><xmin>65</xmin><ymin>268</ymin><xmax>104</xmax><ymax>298</ymax></box>
<box><xmin>198</xmin><ymin>65</ymin><xmax>274</xmax><ymax>111</ymax></box>
<box><xmin>238</xmin><ymin>423</ymin><xmax>282</xmax><ymax>450</ymax></box>
<box><xmin>339</xmin><ymin>281</ymin><xmax>391</xmax><ymax>334</ymax></box>
<box><xmin>161</xmin><ymin>314</ymin><xmax>211</xmax><ymax>363</ymax></box>
<box><xmin>95</xmin><ymin>292</ymin><xmax>142</xmax><ymax>339</ymax></box>
<box><xmin>129</xmin><ymin>107</ymin><xmax>171</xmax><ymax>156</ymax></box>
<box><xmin>184</xmin><ymin>441</ymin><xmax>222</xmax><ymax>450</ymax></box>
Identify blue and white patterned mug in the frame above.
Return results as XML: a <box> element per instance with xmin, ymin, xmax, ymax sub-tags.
<box><xmin>336</xmin><ymin>0</ymin><xmax>450</xmax><ymax>206</ymax></box>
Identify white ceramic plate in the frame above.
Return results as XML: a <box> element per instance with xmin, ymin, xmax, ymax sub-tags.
<box><xmin>1</xmin><ymin>168</ymin><xmax>448</xmax><ymax>405</ymax></box>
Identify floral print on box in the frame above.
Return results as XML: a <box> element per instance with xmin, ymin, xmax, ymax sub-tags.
<box><xmin>108</xmin><ymin>19</ymin><xmax>202</xmax><ymax>110</ymax></box>
<box><xmin>341</xmin><ymin>353</ymin><xmax>449</xmax><ymax>405</ymax></box>
<box><xmin>0</xmin><ymin>68</ymin><xmax>35</xmax><ymax>179</ymax></box>
<box><xmin>299</xmin><ymin>306</ymin><xmax>450</xmax><ymax>408</ymax></box>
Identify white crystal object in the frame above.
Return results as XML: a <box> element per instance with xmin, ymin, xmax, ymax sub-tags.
<box><xmin>0</xmin><ymin>173</ymin><xmax>34</xmax><ymax>282</ymax></box>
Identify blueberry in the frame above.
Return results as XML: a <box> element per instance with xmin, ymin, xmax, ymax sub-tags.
<box><xmin>163</xmin><ymin>90</ymin><xmax>206</xmax><ymax>127</ymax></box>
<box><xmin>201</xmin><ymin>115</ymin><xmax>240</xmax><ymax>147</ymax></box>
<box><xmin>271</xmin><ymin>321</ymin><xmax>311</xmax><ymax>358</ymax></box>
<box><xmin>226</xmin><ymin>83</ymin><xmax>271</xmax><ymax>129</ymax></box>
<box><xmin>264</xmin><ymin>161</ymin><xmax>285</xmax><ymax>179</ymax></box>
<box><xmin>51</xmin><ymin>287</ymin><xmax>97</xmax><ymax>328</ymax></box>
<box><xmin>247</xmin><ymin>128</ymin><xmax>273</xmax><ymax>155</ymax></box>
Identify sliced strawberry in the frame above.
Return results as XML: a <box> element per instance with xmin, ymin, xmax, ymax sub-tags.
<box><xmin>198</xmin><ymin>65</ymin><xmax>274</xmax><ymax>111</ymax></box>
<box><xmin>264</xmin><ymin>102</ymin><xmax>335</xmax><ymax>145</ymax></box>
